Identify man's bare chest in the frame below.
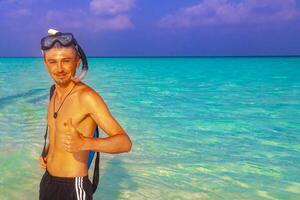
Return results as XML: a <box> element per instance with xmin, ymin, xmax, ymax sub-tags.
<box><xmin>46</xmin><ymin>94</ymin><xmax>94</xmax><ymax>136</ymax></box>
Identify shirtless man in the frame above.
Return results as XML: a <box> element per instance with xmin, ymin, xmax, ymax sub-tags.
<box><xmin>38</xmin><ymin>31</ymin><xmax>132</xmax><ymax>200</ymax></box>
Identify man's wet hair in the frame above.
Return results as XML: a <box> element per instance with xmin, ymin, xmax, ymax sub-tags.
<box><xmin>42</xmin><ymin>42</ymin><xmax>80</xmax><ymax>59</ymax></box>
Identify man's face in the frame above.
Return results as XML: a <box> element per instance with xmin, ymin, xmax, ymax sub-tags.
<box><xmin>44</xmin><ymin>47</ymin><xmax>80</xmax><ymax>85</ymax></box>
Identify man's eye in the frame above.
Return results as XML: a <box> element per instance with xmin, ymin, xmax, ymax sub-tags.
<box><xmin>49</xmin><ymin>61</ymin><xmax>56</xmax><ymax>64</ymax></box>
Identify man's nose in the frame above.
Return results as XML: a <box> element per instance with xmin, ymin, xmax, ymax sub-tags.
<box><xmin>57</xmin><ymin>61</ymin><xmax>64</xmax><ymax>72</ymax></box>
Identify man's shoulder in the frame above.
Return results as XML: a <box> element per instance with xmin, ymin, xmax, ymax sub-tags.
<box><xmin>77</xmin><ymin>82</ymin><xmax>102</xmax><ymax>103</ymax></box>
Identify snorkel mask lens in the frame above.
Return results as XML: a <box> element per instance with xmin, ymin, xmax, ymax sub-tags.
<box><xmin>41</xmin><ymin>33</ymin><xmax>75</xmax><ymax>50</ymax></box>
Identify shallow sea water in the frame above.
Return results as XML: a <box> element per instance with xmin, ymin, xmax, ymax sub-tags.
<box><xmin>0</xmin><ymin>57</ymin><xmax>299</xmax><ymax>200</ymax></box>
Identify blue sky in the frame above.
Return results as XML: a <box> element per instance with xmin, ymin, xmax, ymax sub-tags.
<box><xmin>0</xmin><ymin>0</ymin><xmax>300</xmax><ymax>56</ymax></box>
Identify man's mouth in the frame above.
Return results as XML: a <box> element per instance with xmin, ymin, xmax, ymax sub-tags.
<box><xmin>56</xmin><ymin>73</ymin><xmax>67</xmax><ymax>78</ymax></box>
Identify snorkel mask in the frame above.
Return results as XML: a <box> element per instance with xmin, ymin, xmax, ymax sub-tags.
<box><xmin>41</xmin><ymin>29</ymin><xmax>88</xmax><ymax>81</ymax></box>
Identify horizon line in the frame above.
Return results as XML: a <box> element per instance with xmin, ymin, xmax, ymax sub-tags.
<box><xmin>0</xmin><ymin>55</ymin><xmax>299</xmax><ymax>58</ymax></box>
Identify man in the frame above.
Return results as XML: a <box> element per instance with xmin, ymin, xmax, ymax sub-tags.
<box><xmin>38</xmin><ymin>30</ymin><xmax>132</xmax><ymax>200</ymax></box>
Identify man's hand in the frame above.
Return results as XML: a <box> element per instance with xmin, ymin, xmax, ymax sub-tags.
<box><xmin>63</xmin><ymin>118</ymin><xmax>85</xmax><ymax>153</ymax></box>
<box><xmin>39</xmin><ymin>156</ymin><xmax>47</xmax><ymax>169</ymax></box>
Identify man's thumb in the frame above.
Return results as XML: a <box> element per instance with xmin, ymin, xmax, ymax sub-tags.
<box><xmin>67</xmin><ymin>118</ymin><xmax>75</xmax><ymax>130</ymax></box>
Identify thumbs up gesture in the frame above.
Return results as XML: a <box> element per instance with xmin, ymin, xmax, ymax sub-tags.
<box><xmin>63</xmin><ymin>118</ymin><xmax>84</xmax><ymax>153</ymax></box>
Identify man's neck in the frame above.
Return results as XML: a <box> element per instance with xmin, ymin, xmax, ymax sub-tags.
<box><xmin>55</xmin><ymin>80</ymin><xmax>76</xmax><ymax>100</ymax></box>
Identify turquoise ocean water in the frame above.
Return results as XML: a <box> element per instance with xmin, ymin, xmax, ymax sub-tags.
<box><xmin>0</xmin><ymin>57</ymin><xmax>299</xmax><ymax>200</ymax></box>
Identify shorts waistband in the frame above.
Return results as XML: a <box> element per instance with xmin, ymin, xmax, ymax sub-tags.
<box><xmin>44</xmin><ymin>169</ymin><xmax>89</xmax><ymax>184</ymax></box>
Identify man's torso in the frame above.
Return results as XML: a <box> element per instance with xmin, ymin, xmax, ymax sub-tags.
<box><xmin>46</xmin><ymin>82</ymin><xmax>97</xmax><ymax>177</ymax></box>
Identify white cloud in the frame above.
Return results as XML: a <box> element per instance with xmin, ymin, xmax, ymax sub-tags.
<box><xmin>158</xmin><ymin>0</ymin><xmax>300</xmax><ymax>28</ymax></box>
<box><xmin>88</xmin><ymin>0</ymin><xmax>135</xmax><ymax>30</ymax></box>
<box><xmin>44</xmin><ymin>8</ymin><xmax>134</xmax><ymax>31</ymax></box>
<box><xmin>90</xmin><ymin>0</ymin><xmax>135</xmax><ymax>16</ymax></box>
<box><xmin>44</xmin><ymin>9</ymin><xmax>86</xmax><ymax>29</ymax></box>
<box><xmin>0</xmin><ymin>0</ymin><xmax>135</xmax><ymax>32</ymax></box>
<box><xmin>36</xmin><ymin>0</ymin><xmax>136</xmax><ymax>31</ymax></box>
<box><xmin>90</xmin><ymin>14</ymin><xmax>134</xmax><ymax>30</ymax></box>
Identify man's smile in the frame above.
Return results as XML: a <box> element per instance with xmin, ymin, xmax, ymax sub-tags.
<box><xmin>55</xmin><ymin>73</ymin><xmax>67</xmax><ymax>78</ymax></box>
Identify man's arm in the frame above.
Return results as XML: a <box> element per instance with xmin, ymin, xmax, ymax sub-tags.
<box><xmin>80</xmin><ymin>89</ymin><xmax>132</xmax><ymax>154</ymax></box>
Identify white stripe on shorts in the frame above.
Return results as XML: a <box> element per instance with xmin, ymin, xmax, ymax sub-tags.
<box><xmin>75</xmin><ymin>177</ymin><xmax>86</xmax><ymax>200</ymax></box>
<box><xmin>80</xmin><ymin>177</ymin><xmax>86</xmax><ymax>200</ymax></box>
<box><xmin>75</xmin><ymin>177</ymin><xmax>80</xmax><ymax>200</ymax></box>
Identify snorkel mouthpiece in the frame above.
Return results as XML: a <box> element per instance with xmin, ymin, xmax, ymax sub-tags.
<box><xmin>43</xmin><ymin>28</ymin><xmax>88</xmax><ymax>81</ymax></box>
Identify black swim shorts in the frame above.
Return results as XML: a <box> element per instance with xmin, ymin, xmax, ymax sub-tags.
<box><xmin>39</xmin><ymin>169</ymin><xmax>93</xmax><ymax>200</ymax></box>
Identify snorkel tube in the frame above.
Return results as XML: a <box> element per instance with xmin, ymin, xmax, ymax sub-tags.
<box><xmin>47</xmin><ymin>29</ymin><xmax>88</xmax><ymax>81</ymax></box>
<box><xmin>74</xmin><ymin>44</ymin><xmax>88</xmax><ymax>81</ymax></box>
